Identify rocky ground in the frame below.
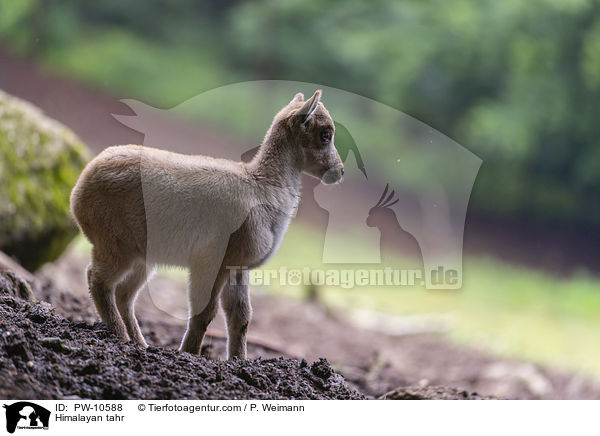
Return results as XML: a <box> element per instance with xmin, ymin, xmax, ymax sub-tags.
<box><xmin>0</xmin><ymin>268</ymin><xmax>494</xmax><ymax>400</ymax></box>
<box><xmin>2</xmin><ymin>243</ymin><xmax>600</xmax><ymax>400</ymax></box>
<box><xmin>0</xmin><ymin>271</ymin><xmax>364</xmax><ymax>400</ymax></box>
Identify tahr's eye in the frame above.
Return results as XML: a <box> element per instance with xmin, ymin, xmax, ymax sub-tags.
<box><xmin>320</xmin><ymin>130</ymin><xmax>332</xmax><ymax>143</ymax></box>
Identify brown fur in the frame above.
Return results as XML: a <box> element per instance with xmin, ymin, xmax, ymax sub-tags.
<box><xmin>70</xmin><ymin>90</ymin><xmax>343</xmax><ymax>358</ymax></box>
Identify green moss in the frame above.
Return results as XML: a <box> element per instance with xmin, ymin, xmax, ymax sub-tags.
<box><xmin>0</xmin><ymin>89</ymin><xmax>89</xmax><ymax>270</ymax></box>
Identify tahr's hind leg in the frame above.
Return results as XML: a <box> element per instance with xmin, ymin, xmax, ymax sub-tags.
<box><xmin>87</xmin><ymin>249</ymin><xmax>131</xmax><ymax>341</ymax></box>
<box><xmin>116</xmin><ymin>262</ymin><xmax>154</xmax><ymax>347</ymax></box>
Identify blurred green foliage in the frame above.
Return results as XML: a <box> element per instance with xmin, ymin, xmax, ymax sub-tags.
<box><xmin>0</xmin><ymin>88</ymin><xmax>89</xmax><ymax>270</ymax></box>
<box><xmin>1</xmin><ymin>0</ymin><xmax>600</xmax><ymax>227</ymax></box>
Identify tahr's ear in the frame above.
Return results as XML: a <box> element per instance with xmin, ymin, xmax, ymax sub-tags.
<box><xmin>290</xmin><ymin>92</ymin><xmax>304</xmax><ymax>104</ymax></box>
<box><xmin>296</xmin><ymin>90</ymin><xmax>322</xmax><ymax>125</ymax></box>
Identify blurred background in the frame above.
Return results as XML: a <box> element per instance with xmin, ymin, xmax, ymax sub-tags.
<box><xmin>1</xmin><ymin>0</ymin><xmax>600</xmax><ymax>398</ymax></box>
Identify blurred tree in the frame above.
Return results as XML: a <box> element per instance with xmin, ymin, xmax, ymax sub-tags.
<box><xmin>1</xmin><ymin>0</ymin><xmax>600</xmax><ymax>228</ymax></box>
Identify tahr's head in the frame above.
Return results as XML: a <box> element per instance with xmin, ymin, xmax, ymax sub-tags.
<box><xmin>278</xmin><ymin>90</ymin><xmax>344</xmax><ymax>184</ymax></box>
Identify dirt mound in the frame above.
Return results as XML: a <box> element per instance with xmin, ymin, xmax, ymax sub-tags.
<box><xmin>379</xmin><ymin>386</ymin><xmax>492</xmax><ymax>400</ymax></box>
<box><xmin>0</xmin><ymin>273</ymin><xmax>364</xmax><ymax>400</ymax></box>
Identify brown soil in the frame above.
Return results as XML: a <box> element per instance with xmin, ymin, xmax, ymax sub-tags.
<box><xmin>0</xmin><ymin>274</ymin><xmax>364</xmax><ymax>400</ymax></box>
<box><xmin>0</xmin><ymin>269</ymin><xmax>496</xmax><ymax>400</ymax></box>
<box><xmin>379</xmin><ymin>386</ymin><xmax>493</xmax><ymax>400</ymax></box>
<box><xmin>29</xmin><ymin>246</ymin><xmax>600</xmax><ymax>400</ymax></box>
<box><xmin>4</xmin><ymin>244</ymin><xmax>600</xmax><ymax>400</ymax></box>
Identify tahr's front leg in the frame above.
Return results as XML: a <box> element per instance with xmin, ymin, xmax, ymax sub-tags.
<box><xmin>179</xmin><ymin>266</ymin><xmax>227</xmax><ymax>354</ymax></box>
<box><xmin>221</xmin><ymin>268</ymin><xmax>252</xmax><ymax>359</ymax></box>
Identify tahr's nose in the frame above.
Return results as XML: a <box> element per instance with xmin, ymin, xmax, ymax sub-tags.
<box><xmin>340</xmin><ymin>166</ymin><xmax>345</xmax><ymax>175</ymax></box>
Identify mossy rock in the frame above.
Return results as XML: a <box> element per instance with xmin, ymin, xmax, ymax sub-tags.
<box><xmin>0</xmin><ymin>89</ymin><xmax>89</xmax><ymax>271</ymax></box>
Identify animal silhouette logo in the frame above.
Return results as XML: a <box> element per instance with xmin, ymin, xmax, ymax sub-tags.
<box><xmin>3</xmin><ymin>402</ymin><xmax>50</xmax><ymax>433</ymax></box>
<box><xmin>366</xmin><ymin>184</ymin><xmax>423</xmax><ymax>269</ymax></box>
<box><xmin>113</xmin><ymin>80</ymin><xmax>481</xmax><ymax>296</ymax></box>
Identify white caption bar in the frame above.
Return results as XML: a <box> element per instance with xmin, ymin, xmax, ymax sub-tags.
<box><xmin>0</xmin><ymin>400</ymin><xmax>596</xmax><ymax>436</ymax></box>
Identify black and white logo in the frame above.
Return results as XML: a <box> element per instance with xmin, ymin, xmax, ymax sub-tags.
<box><xmin>3</xmin><ymin>402</ymin><xmax>50</xmax><ymax>433</ymax></box>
